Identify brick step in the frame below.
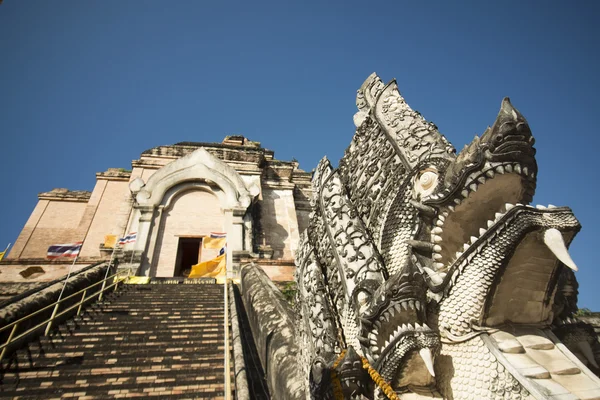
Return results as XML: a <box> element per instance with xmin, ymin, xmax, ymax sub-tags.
<box><xmin>54</xmin><ymin>324</ymin><xmax>223</xmax><ymax>332</ymax></box>
<box><xmin>0</xmin><ymin>378</ymin><xmax>226</xmax><ymax>399</ymax></box>
<box><xmin>70</xmin><ymin>316</ymin><xmax>224</xmax><ymax>324</ymax></box>
<box><xmin>115</xmin><ymin>289</ymin><xmax>224</xmax><ymax>295</ymax></box>
<box><xmin>55</xmin><ymin>323</ymin><xmax>223</xmax><ymax>332</ymax></box>
<box><xmin>3</xmin><ymin>390</ymin><xmax>225</xmax><ymax>400</ymax></box>
<box><xmin>36</xmin><ymin>337</ymin><xmax>224</xmax><ymax>348</ymax></box>
<box><xmin>98</xmin><ymin>290</ymin><xmax>224</xmax><ymax>300</ymax></box>
<box><xmin>12</xmin><ymin>345</ymin><xmax>226</xmax><ymax>363</ymax></box>
<box><xmin>26</xmin><ymin>342</ymin><xmax>226</xmax><ymax>354</ymax></box>
<box><xmin>53</xmin><ymin>327</ymin><xmax>224</xmax><ymax>337</ymax></box>
<box><xmin>41</xmin><ymin>334</ymin><xmax>224</xmax><ymax>344</ymax></box>
<box><xmin>6</xmin><ymin>350</ymin><xmax>224</xmax><ymax>369</ymax></box>
<box><xmin>1</xmin><ymin>361</ymin><xmax>225</xmax><ymax>381</ymax></box>
<box><xmin>68</xmin><ymin>314</ymin><xmax>225</xmax><ymax>322</ymax></box>
<box><xmin>82</xmin><ymin>309</ymin><xmax>225</xmax><ymax>316</ymax></box>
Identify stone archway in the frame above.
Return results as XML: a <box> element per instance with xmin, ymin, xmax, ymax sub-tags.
<box><xmin>127</xmin><ymin>148</ymin><xmax>255</xmax><ymax>277</ymax></box>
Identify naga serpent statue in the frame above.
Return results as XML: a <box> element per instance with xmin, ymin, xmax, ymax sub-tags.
<box><xmin>240</xmin><ymin>73</ymin><xmax>600</xmax><ymax>399</ymax></box>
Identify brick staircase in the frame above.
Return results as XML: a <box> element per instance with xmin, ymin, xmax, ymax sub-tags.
<box><xmin>0</xmin><ymin>282</ymin><xmax>231</xmax><ymax>399</ymax></box>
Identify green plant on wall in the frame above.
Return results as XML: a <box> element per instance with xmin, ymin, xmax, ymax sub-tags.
<box><xmin>281</xmin><ymin>281</ymin><xmax>297</xmax><ymax>306</ymax></box>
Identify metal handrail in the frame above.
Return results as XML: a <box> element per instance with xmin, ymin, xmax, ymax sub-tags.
<box><xmin>0</xmin><ymin>270</ymin><xmax>129</xmax><ymax>362</ymax></box>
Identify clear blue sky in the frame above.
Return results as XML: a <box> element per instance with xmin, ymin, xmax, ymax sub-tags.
<box><xmin>1</xmin><ymin>1</ymin><xmax>598</xmax><ymax>308</ymax></box>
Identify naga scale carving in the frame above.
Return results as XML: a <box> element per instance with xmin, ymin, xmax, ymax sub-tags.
<box><xmin>291</xmin><ymin>73</ymin><xmax>600</xmax><ymax>399</ymax></box>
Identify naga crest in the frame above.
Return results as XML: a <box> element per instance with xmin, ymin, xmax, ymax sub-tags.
<box><xmin>294</xmin><ymin>73</ymin><xmax>600</xmax><ymax>399</ymax></box>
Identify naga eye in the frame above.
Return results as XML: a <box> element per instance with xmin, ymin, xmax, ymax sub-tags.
<box><xmin>414</xmin><ymin>167</ymin><xmax>439</xmax><ymax>197</ymax></box>
<box><xmin>356</xmin><ymin>290</ymin><xmax>371</xmax><ymax>313</ymax></box>
<box><xmin>357</xmin><ymin>291</ymin><xmax>370</xmax><ymax>306</ymax></box>
<box><xmin>419</xmin><ymin>171</ymin><xmax>437</xmax><ymax>189</ymax></box>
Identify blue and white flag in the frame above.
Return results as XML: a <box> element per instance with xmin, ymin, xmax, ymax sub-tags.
<box><xmin>118</xmin><ymin>232</ymin><xmax>137</xmax><ymax>245</ymax></box>
<box><xmin>47</xmin><ymin>242</ymin><xmax>83</xmax><ymax>259</ymax></box>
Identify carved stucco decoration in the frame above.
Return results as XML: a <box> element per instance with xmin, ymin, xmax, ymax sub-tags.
<box><xmin>135</xmin><ymin>147</ymin><xmax>254</xmax><ymax>210</ymax></box>
<box><xmin>292</xmin><ymin>74</ymin><xmax>600</xmax><ymax>399</ymax></box>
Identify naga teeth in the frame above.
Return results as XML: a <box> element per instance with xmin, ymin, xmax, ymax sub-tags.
<box><xmin>432</xmin><ymin>235</ymin><xmax>443</xmax><ymax>243</ymax></box>
<box><xmin>479</xmin><ymin>228</ymin><xmax>486</xmax><ymax>236</ymax></box>
<box><xmin>470</xmin><ymin>236</ymin><xmax>478</xmax><ymax>244</ymax></box>
<box><xmin>543</xmin><ymin>228</ymin><xmax>578</xmax><ymax>271</ymax></box>
<box><xmin>486</xmin><ymin>170</ymin><xmax>495</xmax><ymax>178</ymax></box>
<box><xmin>577</xmin><ymin>341</ymin><xmax>600</xmax><ymax>368</ymax></box>
<box><xmin>496</xmin><ymin>165</ymin><xmax>505</xmax><ymax>174</ymax></box>
<box><xmin>514</xmin><ymin>165</ymin><xmax>522</xmax><ymax>174</ymax></box>
<box><xmin>433</xmin><ymin>245</ymin><xmax>442</xmax><ymax>252</ymax></box>
<box><xmin>423</xmin><ymin>267</ymin><xmax>444</xmax><ymax>285</ymax></box>
<box><xmin>536</xmin><ymin>204</ymin><xmax>547</xmax><ymax>210</ymax></box>
<box><xmin>432</xmin><ymin>227</ymin><xmax>443</xmax><ymax>234</ymax></box>
<box><xmin>487</xmin><ymin>220</ymin><xmax>494</xmax><ymax>228</ymax></box>
<box><xmin>504</xmin><ymin>164</ymin><xmax>513</xmax><ymax>173</ymax></box>
<box><xmin>495</xmin><ymin>212</ymin><xmax>504</xmax><ymax>221</ymax></box>
<box><xmin>505</xmin><ymin>203</ymin><xmax>515</xmax><ymax>211</ymax></box>
<box><xmin>470</xmin><ymin>184</ymin><xmax>478</xmax><ymax>192</ymax></box>
<box><xmin>461</xmin><ymin>190</ymin><xmax>469</xmax><ymax>198</ymax></box>
<box><xmin>419</xmin><ymin>348</ymin><xmax>436</xmax><ymax>377</ymax></box>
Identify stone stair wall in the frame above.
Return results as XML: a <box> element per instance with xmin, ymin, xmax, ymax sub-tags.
<box><xmin>0</xmin><ymin>282</ymin><xmax>232</xmax><ymax>399</ymax></box>
<box><xmin>487</xmin><ymin>326</ymin><xmax>600</xmax><ymax>399</ymax></box>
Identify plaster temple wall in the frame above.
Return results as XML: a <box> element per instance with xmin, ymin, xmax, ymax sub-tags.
<box><xmin>3</xmin><ymin>136</ymin><xmax>313</xmax><ymax>283</ymax></box>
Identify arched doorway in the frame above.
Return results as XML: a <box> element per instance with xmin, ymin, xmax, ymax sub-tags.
<box><xmin>129</xmin><ymin>147</ymin><xmax>256</xmax><ymax>278</ymax></box>
<box><xmin>152</xmin><ymin>188</ymin><xmax>224</xmax><ymax>277</ymax></box>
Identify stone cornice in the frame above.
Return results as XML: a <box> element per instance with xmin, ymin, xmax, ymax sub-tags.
<box><xmin>38</xmin><ymin>188</ymin><xmax>91</xmax><ymax>202</ymax></box>
<box><xmin>96</xmin><ymin>168</ymin><xmax>132</xmax><ymax>181</ymax></box>
<box><xmin>261</xmin><ymin>181</ymin><xmax>296</xmax><ymax>190</ymax></box>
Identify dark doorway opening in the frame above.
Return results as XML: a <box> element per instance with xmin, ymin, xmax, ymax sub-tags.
<box><xmin>174</xmin><ymin>238</ymin><xmax>202</xmax><ymax>277</ymax></box>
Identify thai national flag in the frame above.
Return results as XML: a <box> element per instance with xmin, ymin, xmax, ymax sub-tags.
<box><xmin>210</xmin><ymin>232</ymin><xmax>227</xmax><ymax>239</ymax></box>
<box><xmin>47</xmin><ymin>242</ymin><xmax>83</xmax><ymax>259</ymax></box>
<box><xmin>118</xmin><ymin>232</ymin><xmax>137</xmax><ymax>245</ymax></box>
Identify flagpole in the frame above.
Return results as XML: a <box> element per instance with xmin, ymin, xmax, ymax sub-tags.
<box><xmin>56</xmin><ymin>253</ymin><xmax>79</xmax><ymax>304</ymax></box>
<box><xmin>46</xmin><ymin>248</ymin><xmax>81</xmax><ymax>336</ymax></box>
<box><xmin>99</xmin><ymin>241</ymin><xmax>119</xmax><ymax>300</ymax></box>
<box><xmin>0</xmin><ymin>243</ymin><xmax>10</xmax><ymax>261</ymax></box>
<box><xmin>129</xmin><ymin>239</ymin><xmax>135</xmax><ymax>275</ymax></box>
<box><xmin>224</xmin><ymin>242</ymin><xmax>231</xmax><ymax>400</ymax></box>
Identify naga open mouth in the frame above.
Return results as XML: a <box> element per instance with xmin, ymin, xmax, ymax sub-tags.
<box><xmin>359</xmin><ymin>266</ymin><xmax>440</xmax><ymax>390</ymax></box>
<box><xmin>414</xmin><ymin>145</ymin><xmax>580</xmax><ymax>337</ymax></box>
<box><xmin>433</xmin><ymin>201</ymin><xmax>580</xmax><ymax>337</ymax></box>
<box><xmin>426</xmin><ymin>160</ymin><xmax>536</xmax><ymax>277</ymax></box>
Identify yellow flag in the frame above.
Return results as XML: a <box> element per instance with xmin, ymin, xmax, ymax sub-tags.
<box><xmin>0</xmin><ymin>250</ymin><xmax>5</xmax><ymax>262</ymax></box>
<box><xmin>104</xmin><ymin>235</ymin><xmax>118</xmax><ymax>249</ymax></box>
<box><xmin>125</xmin><ymin>276</ymin><xmax>151</xmax><ymax>284</ymax></box>
<box><xmin>203</xmin><ymin>237</ymin><xmax>226</xmax><ymax>249</ymax></box>
<box><xmin>188</xmin><ymin>254</ymin><xmax>226</xmax><ymax>279</ymax></box>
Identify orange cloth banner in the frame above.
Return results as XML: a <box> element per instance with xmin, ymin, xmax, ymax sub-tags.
<box><xmin>104</xmin><ymin>235</ymin><xmax>118</xmax><ymax>249</ymax></box>
<box><xmin>188</xmin><ymin>254</ymin><xmax>226</xmax><ymax>279</ymax></box>
<box><xmin>203</xmin><ymin>237</ymin><xmax>226</xmax><ymax>249</ymax></box>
